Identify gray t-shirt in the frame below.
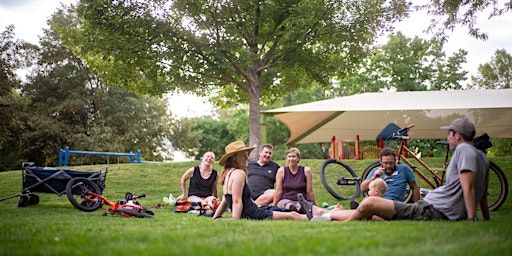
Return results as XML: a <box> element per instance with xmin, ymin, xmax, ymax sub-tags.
<box><xmin>423</xmin><ymin>143</ymin><xmax>489</xmax><ymax>220</ymax></box>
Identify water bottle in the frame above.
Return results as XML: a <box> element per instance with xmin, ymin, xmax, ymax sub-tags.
<box><xmin>168</xmin><ymin>194</ymin><xmax>175</xmax><ymax>205</ymax></box>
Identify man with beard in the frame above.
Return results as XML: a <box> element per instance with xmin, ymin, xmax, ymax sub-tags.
<box><xmin>351</xmin><ymin>147</ymin><xmax>420</xmax><ymax>209</ymax></box>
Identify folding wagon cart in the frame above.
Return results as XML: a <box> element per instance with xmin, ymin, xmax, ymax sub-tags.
<box><xmin>0</xmin><ymin>162</ymin><xmax>107</xmax><ymax>207</ymax></box>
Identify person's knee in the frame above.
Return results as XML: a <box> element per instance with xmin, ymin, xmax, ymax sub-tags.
<box><xmin>256</xmin><ymin>190</ymin><xmax>275</xmax><ymax>205</ymax></box>
<box><xmin>357</xmin><ymin>197</ymin><xmax>378</xmax><ymax>212</ymax></box>
<box><xmin>264</xmin><ymin>189</ymin><xmax>275</xmax><ymax>197</ymax></box>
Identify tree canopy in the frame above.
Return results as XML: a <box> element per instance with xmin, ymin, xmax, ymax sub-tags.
<box><xmin>0</xmin><ymin>19</ymin><xmax>185</xmax><ymax>169</ymax></box>
<box><xmin>335</xmin><ymin>32</ymin><xmax>468</xmax><ymax>94</ymax></box>
<box><xmin>418</xmin><ymin>0</ymin><xmax>511</xmax><ymax>40</ymax></box>
<box><xmin>470</xmin><ymin>49</ymin><xmax>512</xmax><ymax>89</ymax></box>
<box><xmin>0</xmin><ymin>26</ymin><xmax>30</xmax><ymax>170</ymax></box>
<box><xmin>54</xmin><ymin>0</ymin><xmax>411</xmax><ymax>157</ymax></box>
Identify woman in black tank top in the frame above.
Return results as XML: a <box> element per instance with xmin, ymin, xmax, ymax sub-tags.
<box><xmin>176</xmin><ymin>151</ymin><xmax>220</xmax><ymax>208</ymax></box>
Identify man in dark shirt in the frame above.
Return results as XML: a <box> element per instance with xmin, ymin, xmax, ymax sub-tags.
<box><xmin>247</xmin><ymin>144</ymin><xmax>280</xmax><ymax>206</ymax></box>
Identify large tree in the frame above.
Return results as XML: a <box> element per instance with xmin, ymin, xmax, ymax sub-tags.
<box><xmin>0</xmin><ymin>26</ymin><xmax>31</xmax><ymax>170</ymax></box>
<box><xmin>470</xmin><ymin>49</ymin><xmax>512</xmax><ymax>89</ymax></box>
<box><xmin>18</xmin><ymin>17</ymin><xmax>180</xmax><ymax>165</ymax></box>
<box><xmin>53</xmin><ymin>0</ymin><xmax>410</xmax><ymax>158</ymax></box>
<box><xmin>335</xmin><ymin>32</ymin><xmax>468</xmax><ymax>94</ymax></box>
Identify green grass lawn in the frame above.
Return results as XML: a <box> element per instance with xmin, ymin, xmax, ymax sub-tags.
<box><xmin>0</xmin><ymin>158</ymin><xmax>511</xmax><ymax>256</ymax></box>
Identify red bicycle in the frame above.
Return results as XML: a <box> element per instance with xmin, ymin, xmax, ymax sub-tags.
<box><xmin>66</xmin><ymin>177</ymin><xmax>154</xmax><ymax>218</ymax></box>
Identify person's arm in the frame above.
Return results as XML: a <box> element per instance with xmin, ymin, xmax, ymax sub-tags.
<box><xmin>212</xmin><ymin>174</ymin><xmax>219</xmax><ymax>198</ymax></box>
<box><xmin>479</xmin><ymin>174</ymin><xmax>490</xmax><ymax>220</ymax></box>
<box><xmin>460</xmin><ymin>170</ymin><xmax>477</xmax><ymax>220</ymax></box>
<box><xmin>229</xmin><ymin>169</ymin><xmax>245</xmax><ymax>220</ymax></box>
<box><xmin>361</xmin><ymin>169</ymin><xmax>381</xmax><ymax>193</ymax></box>
<box><xmin>304</xmin><ymin>167</ymin><xmax>317</xmax><ymax>206</ymax></box>
<box><xmin>176</xmin><ymin>167</ymin><xmax>194</xmax><ymax>201</ymax></box>
<box><xmin>402</xmin><ymin>165</ymin><xmax>420</xmax><ymax>202</ymax></box>
<box><xmin>409</xmin><ymin>181</ymin><xmax>420</xmax><ymax>202</ymax></box>
<box><xmin>212</xmin><ymin>195</ymin><xmax>227</xmax><ymax>220</ymax></box>
<box><xmin>272</xmin><ymin>168</ymin><xmax>284</xmax><ymax>206</ymax></box>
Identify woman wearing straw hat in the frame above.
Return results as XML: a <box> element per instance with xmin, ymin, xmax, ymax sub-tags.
<box><xmin>212</xmin><ymin>141</ymin><xmax>309</xmax><ymax>220</ymax></box>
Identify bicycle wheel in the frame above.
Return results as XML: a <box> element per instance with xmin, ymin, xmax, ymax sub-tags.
<box><xmin>66</xmin><ymin>177</ymin><xmax>103</xmax><ymax>212</ymax></box>
<box><xmin>117</xmin><ymin>207</ymin><xmax>155</xmax><ymax>218</ymax></box>
<box><xmin>361</xmin><ymin>161</ymin><xmax>414</xmax><ymax>203</ymax></box>
<box><xmin>320</xmin><ymin>159</ymin><xmax>360</xmax><ymax>200</ymax></box>
<box><xmin>487</xmin><ymin>161</ymin><xmax>508</xmax><ymax>211</ymax></box>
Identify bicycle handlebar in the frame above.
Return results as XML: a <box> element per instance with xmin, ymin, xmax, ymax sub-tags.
<box><xmin>133</xmin><ymin>194</ymin><xmax>146</xmax><ymax>200</ymax></box>
<box><xmin>397</xmin><ymin>124</ymin><xmax>415</xmax><ymax>134</ymax></box>
<box><xmin>387</xmin><ymin>124</ymin><xmax>415</xmax><ymax>141</ymax></box>
<box><xmin>436</xmin><ymin>141</ymin><xmax>449</xmax><ymax>146</ymax></box>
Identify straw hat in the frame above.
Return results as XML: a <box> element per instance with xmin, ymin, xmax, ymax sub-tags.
<box><xmin>219</xmin><ymin>141</ymin><xmax>256</xmax><ymax>166</ymax></box>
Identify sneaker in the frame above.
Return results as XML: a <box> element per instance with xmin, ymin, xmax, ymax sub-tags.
<box><xmin>350</xmin><ymin>200</ymin><xmax>359</xmax><ymax>210</ymax></box>
<box><xmin>297</xmin><ymin>193</ymin><xmax>313</xmax><ymax>220</ymax></box>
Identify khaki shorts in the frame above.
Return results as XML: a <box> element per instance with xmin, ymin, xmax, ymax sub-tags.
<box><xmin>277</xmin><ymin>199</ymin><xmax>300</xmax><ymax>211</ymax></box>
<box><xmin>393</xmin><ymin>200</ymin><xmax>448</xmax><ymax>221</ymax></box>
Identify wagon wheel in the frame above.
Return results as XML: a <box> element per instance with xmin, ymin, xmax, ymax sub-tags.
<box><xmin>28</xmin><ymin>194</ymin><xmax>40</xmax><ymax>205</ymax></box>
<box><xmin>18</xmin><ymin>195</ymin><xmax>28</xmax><ymax>207</ymax></box>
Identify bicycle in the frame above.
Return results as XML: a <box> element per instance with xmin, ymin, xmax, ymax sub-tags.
<box><xmin>66</xmin><ymin>177</ymin><xmax>154</xmax><ymax>218</ymax></box>
<box><xmin>320</xmin><ymin>124</ymin><xmax>508</xmax><ymax>211</ymax></box>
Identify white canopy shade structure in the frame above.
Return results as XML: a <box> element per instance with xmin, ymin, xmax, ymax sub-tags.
<box><xmin>264</xmin><ymin>89</ymin><xmax>512</xmax><ymax>145</ymax></box>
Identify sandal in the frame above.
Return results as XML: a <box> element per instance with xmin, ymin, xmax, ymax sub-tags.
<box><xmin>297</xmin><ymin>193</ymin><xmax>313</xmax><ymax>220</ymax></box>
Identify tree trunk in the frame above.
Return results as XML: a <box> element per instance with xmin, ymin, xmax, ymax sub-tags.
<box><xmin>247</xmin><ymin>89</ymin><xmax>261</xmax><ymax>160</ymax></box>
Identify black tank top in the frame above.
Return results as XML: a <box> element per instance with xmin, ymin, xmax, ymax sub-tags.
<box><xmin>225</xmin><ymin>170</ymin><xmax>272</xmax><ymax>220</ymax></box>
<box><xmin>188</xmin><ymin>166</ymin><xmax>217</xmax><ymax>198</ymax></box>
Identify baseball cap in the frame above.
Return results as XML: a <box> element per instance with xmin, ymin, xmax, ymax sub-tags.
<box><xmin>440</xmin><ymin>118</ymin><xmax>476</xmax><ymax>139</ymax></box>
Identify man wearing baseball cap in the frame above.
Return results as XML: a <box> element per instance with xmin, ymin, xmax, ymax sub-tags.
<box><xmin>328</xmin><ymin>118</ymin><xmax>490</xmax><ymax>222</ymax></box>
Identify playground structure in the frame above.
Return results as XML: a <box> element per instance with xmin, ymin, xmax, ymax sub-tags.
<box><xmin>330</xmin><ymin>135</ymin><xmax>382</xmax><ymax>160</ymax></box>
<box><xmin>59</xmin><ymin>147</ymin><xmax>141</xmax><ymax>167</ymax></box>
<box><xmin>329</xmin><ymin>123</ymin><xmax>406</xmax><ymax>160</ymax></box>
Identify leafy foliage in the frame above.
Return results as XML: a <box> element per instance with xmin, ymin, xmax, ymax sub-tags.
<box><xmin>487</xmin><ymin>138</ymin><xmax>512</xmax><ymax>157</ymax></box>
<box><xmin>470</xmin><ymin>49</ymin><xmax>512</xmax><ymax>89</ymax></box>
<box><xmin>187</xmin><ymin>116</ymin><xmax>236</xmax><ymax>160</ymax></box>
<box><xmin>1</xmin><ymin>21</ymin><xmax>177</xmax><ymax>168</ymax></box>
<box><xmin>417</xmin><ymin>0</ymin><xmax>511</xmax><ymax>40</ymax></box>
<box><xmin>335</xmin><ymin>32</ymin><xmax>468</xmax><ymax>94</ymax></box>
<box><xmin>54</xmin><ymin>0</ymin><xmax>412</xmax><ymax>155</ymax></box>
<box><xmin>0</xmin><ymin>26</ymin><xmax>31</xmax><ymax>170</ymax></box>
